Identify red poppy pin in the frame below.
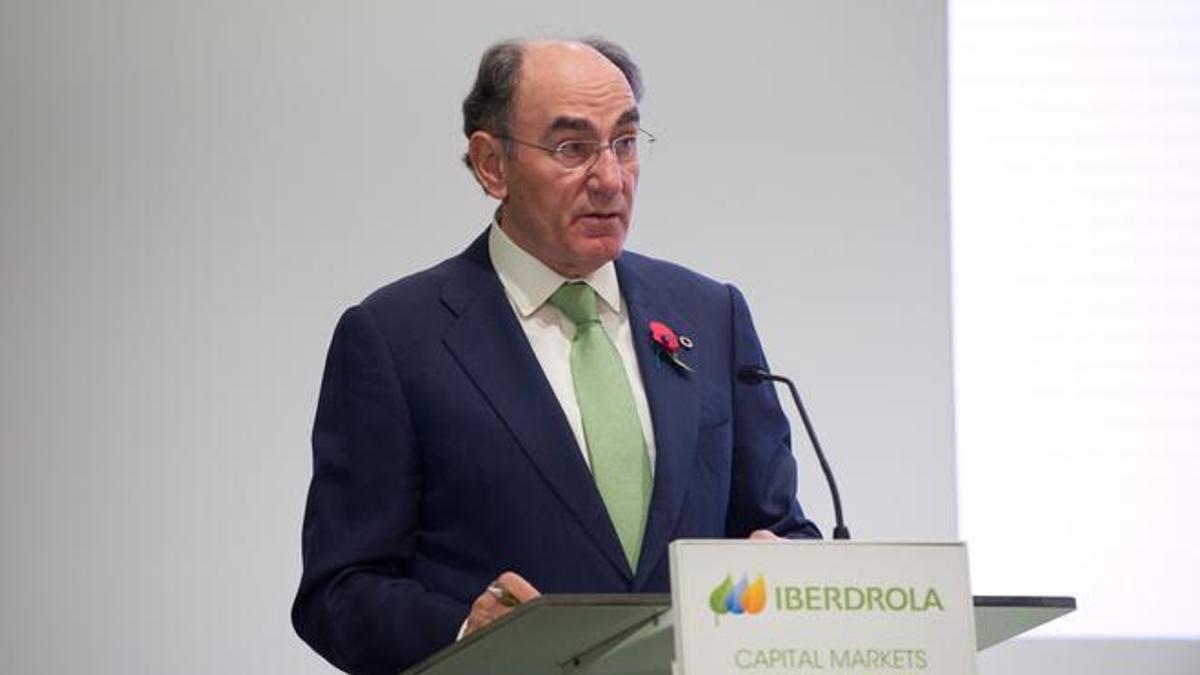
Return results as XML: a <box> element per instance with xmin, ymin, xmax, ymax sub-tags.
<box><xmin>649</xmin><ymin>320</ymin><xmax>694</xmax><ymax>373</ymax></box>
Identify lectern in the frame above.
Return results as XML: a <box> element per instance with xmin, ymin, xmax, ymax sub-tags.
<box><xmin>398</xmin><ymin>538</ymin><xmax>1075</xmax><ymax>672</ymax></box>
<box><xmin>400</xmin><ymin>593</ymin><xmax>1073</xmax><ymax>675</ymax></box>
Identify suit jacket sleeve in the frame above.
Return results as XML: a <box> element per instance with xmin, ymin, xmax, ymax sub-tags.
<box><xmin>726</xmin><ymin>284</ymin><xmax>823</xmax><ymax>540</ymax></box>
<box><xmin>292</xmin><ymin>305</ymin><xmax>467</xmax><ymax>675</ymax></box>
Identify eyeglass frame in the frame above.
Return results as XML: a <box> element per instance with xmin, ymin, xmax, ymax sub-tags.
<box><xmin>493</xmin><ymin>127</ymin><xmax>657</xmax><ymax>169</ymax></box>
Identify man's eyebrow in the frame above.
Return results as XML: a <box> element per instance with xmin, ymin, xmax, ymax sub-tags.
<box><xmin>616</xmin><ymin>108</ymin><xmax>640</xmax><ymax>127</ymax></box>
<box><xmin>548</xmin><ymin>117</ymin><xmax>596</xmax><ymax>134</ymax></box>
<box><xmin>545</xmin><ymin>108</ymin><xmax>641</xmax><ymax>135</ymax></box>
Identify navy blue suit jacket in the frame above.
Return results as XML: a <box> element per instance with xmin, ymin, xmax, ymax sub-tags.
<box><xmin>292</xmin><ymin>232</ymin><xmax>820</xmax><ymax>674</ymax></box>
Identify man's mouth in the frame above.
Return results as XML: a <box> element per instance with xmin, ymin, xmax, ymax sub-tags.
<box><xmin>578</xmin><ymin>212</ymin><xmax>622</xmax><ymax>222</ymax></box>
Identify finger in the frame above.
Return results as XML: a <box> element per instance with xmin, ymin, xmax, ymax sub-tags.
<box><xmin>464</xmin><ymin>571</ymin><xmax>540</xmax><ymax>637</ymax></box>
<box><xmin>464</xmin><ymin>591</ymin><xmax>509</xmax><ymax>636</ymax></box>
<box><xmin>493</xmin><ymin>570</ymin><xmax>541</xmax><ymax>603</ymax></box>
<box><xmin>749</xmin><ymin>529</ymin><xmax>782</xmax><ymax>541</ymax></box>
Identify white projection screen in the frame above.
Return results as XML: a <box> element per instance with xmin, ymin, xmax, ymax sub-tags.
<box><xmin>953</xmin><ymin>0</ymin><xmax>1200</xmax><ymax>672</ymax></box>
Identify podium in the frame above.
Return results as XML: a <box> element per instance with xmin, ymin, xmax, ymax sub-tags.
<box><xmin>400</xmin><ymin>593</ymin><xmax>1075</xmax><ymax>675</ymax></box>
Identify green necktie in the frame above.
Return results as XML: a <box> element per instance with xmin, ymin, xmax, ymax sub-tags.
<box><xmin>550</xmin><ymin>282</ymin><xmax>652</xmax><ymax>569</ymax></box>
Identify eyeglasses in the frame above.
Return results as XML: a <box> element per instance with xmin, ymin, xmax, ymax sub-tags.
<box><xmin>498</xmin><ymin>128</ymin><xmax>657</xmax><ymax>169</ymax></box>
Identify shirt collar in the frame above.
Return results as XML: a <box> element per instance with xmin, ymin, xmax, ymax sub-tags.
<box><xmin>488</xmin><ymin>219</ymin><xmax>622</xmax><ymax>318</ymax></box>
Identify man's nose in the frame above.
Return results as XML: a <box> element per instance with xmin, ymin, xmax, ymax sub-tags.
<box><xmin>586</xmin><ymin>146</ymin><xmax>623</xmax><ymax>196</ymax></box>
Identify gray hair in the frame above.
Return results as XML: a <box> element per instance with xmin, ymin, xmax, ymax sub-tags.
<box><xmin>460</xmin><ymin>36</ymin><xmax>644</xmax><ymax>170</ymax></box>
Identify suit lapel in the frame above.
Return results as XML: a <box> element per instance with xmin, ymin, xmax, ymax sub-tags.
<box><xmin>617</xmin><ymin>257</ymin><xmax>701</xmax><ymax>586</ymax></box>
<box><xmin>440</xmin><ymin>235</ymin><xmax>632</xmax><ymax>579</ymax></box>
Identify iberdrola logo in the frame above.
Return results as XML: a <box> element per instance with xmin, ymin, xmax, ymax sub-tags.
<box><xmin>709</xmin><ymin>573</ymin><xmax>767</xmax><ymax>622</ymax></box>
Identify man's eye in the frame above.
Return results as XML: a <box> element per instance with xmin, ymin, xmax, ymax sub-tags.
<box><xmin>556</xmin><ymin>141</ymin><xmax>592</xmax><ymax>159</ymax></box>
<box><xmin>613</xmin><ymin>136</ymin><xmax>638</xmax><ymax>157</ymax></box>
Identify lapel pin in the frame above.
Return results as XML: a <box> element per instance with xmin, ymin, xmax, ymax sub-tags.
<box><xmin>649</xmin><ymin>320</ymin><xmax>694</xmax><ymax>374</ymax></box>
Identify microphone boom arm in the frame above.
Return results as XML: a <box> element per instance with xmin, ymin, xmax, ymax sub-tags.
<box><xmin>739</xmin><ymin>365</ymin><xmax>850</xmax><ymax>540</ymax></box>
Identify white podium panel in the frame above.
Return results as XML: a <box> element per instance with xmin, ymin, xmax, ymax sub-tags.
<box><xmin>670</xmin><ymin>541</ymin><xmax>978</xmax><ymax>675</ymax></box>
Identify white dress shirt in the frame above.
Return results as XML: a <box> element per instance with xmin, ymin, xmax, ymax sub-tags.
<box><xmin>487</xmin><ymin>222</ymin><xmax>658</xmax><ymax>473</ymax></box>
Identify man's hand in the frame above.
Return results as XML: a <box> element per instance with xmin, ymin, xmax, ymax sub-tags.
<box><xmin>463</xmin><ymin>571</ymin><xmax>541</xmax><ymax>637</ymax></box>
<box><xmin>748</xmin><ymin>529</ymin><xmax>783</xmax><ymax>541</ymax></box>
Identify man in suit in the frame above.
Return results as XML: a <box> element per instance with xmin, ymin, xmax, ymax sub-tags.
<box><xmin>292</xmin><ymin>37</ymin><xmax>821</xmax><ymax>675</ymax></box>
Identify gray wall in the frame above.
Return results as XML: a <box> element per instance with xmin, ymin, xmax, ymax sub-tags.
<box><xmin>1</xmin><ymin>1</ymin><xmax>955</xmax><ymax>673</ymax></box>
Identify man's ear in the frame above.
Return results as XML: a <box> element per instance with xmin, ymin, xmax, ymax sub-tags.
<box><xmin>467</xmin><ymin>132</ymin><xmax>508</xmax><ymax>199</ymax></box>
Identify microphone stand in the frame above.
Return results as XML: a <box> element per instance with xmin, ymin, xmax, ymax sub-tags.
<box><xmin>739</xmin><ymin>365</ymin><xmax>850</xmax><ymax>540</ymax></box>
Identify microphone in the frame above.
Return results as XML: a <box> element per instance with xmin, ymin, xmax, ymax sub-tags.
<box><xmin>738</xmin><ymin>365</ymin><xmax>850</xmax><ymax>540</ymax></box>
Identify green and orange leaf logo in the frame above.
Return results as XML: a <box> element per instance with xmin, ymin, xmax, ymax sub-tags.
<box><xmin>709</xmin><ymin>573</ymin><xmax>767</xmax><ymax>618</ymax></box>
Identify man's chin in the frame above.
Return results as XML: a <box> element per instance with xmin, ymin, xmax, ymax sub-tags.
<box><xmin>586</xmin><ymin>232</ymin><xmax>626</xmax><ymax>257</ymax></box>
<box><xmin>563</xmin><ymin>237</ymin><xmax>625</xmax><ymax>276</ymax></box>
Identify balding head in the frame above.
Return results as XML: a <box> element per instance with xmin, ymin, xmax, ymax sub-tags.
<box><xmin>461</xmin><ymin>36</ymin><xmax>643</xmax><ymax>170</ymax></box>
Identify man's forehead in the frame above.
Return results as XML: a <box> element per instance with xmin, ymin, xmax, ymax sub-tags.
<box><xmin>515</xmin><ymin>41</ymin><xmax>636</xmax><ymax>125</ymax></box>
<box><xmin>522</xmin><ymin>40</ymin><xmax>613</xmax><ymax>75</ymax></box>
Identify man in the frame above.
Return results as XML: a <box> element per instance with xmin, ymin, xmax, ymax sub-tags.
<box><xmin>292</xmin><ymin>37</ymin><xmax>821</xmax><ymax>675</ymax></box>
